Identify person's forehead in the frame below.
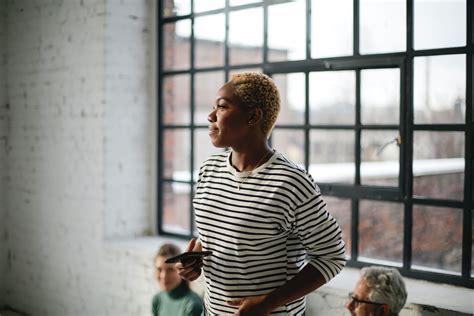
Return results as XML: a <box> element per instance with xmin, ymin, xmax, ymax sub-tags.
<box><xmin>353</xmin><ymin>278</ymin><xmax>372</xmax><ymax>297</ymax></box>
<box><xmin>216</xmin><ymin>82</ymin><xmax>242</xmax><ymax>104</ymax></box>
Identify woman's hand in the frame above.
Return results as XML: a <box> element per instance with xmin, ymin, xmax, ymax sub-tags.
<box><xmin>227</xmin><ymin>295</ymin><xmax>272</xmax><ymax>316</ymax></box>
<box><xmin>176</xmin><ymin>238</ymin><xmax>203</xmax><ymax>282</ymax></box>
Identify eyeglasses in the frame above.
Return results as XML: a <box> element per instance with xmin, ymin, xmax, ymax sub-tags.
<box><xmin>347</xmin><ymin>292</ymin><xmax>386</xmax><ymax>308</ymax></box>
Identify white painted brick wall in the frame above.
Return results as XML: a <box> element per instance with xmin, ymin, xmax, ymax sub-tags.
<box><xmin>3</xmin><ymin>0</ymin><xmax>156</xmax><ymax>314</ymax></box>
<box><xmin>104</xmin><ymin>0</ymin><xmax>156</xmax><ymax>239</ymax></box>
<box><xmin>0</xmin><ymin>0</ymin><xmax>7</xmax><ymax>308</ymax></box>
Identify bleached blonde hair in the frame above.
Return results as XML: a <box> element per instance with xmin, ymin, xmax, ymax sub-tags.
<box><xmin>229</xmin><ymin>72</ymin><xmax>281</xmax><ymax>136</ymax></box>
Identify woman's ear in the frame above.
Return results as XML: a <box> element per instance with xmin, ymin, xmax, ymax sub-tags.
<box><xmin>247</xmin><ymin>107</ymin><xmax>263</xmax><ymax>125</ymax></box>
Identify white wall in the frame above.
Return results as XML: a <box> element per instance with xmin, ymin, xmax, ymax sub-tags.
<box><xmin>2</xmin><ymin>0</ymin><xmax>157</xmax><ymax>314</ymax></box>
<box><xmin>0</xmin><ymin>0</ymin><xmax>8</xmax><ymax>308</ymax></box>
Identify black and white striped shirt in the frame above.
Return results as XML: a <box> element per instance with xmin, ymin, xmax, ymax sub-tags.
<box><xmin>194</xmin><ymin>150</ymin><xmax>346</xmax><ymax>315</ymax></box>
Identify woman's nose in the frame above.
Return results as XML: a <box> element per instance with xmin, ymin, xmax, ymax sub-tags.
<box><xmin>207</xmin><ymin>109</ymin><xmax>216</xmax><ymax>123</ymax></box>
<box><xmin>345</xmin><ymin>300</ymin><xmax>354</xmax><ymax>310</ymax></box>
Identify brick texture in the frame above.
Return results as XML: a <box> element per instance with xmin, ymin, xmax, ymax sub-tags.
<box><xmin>2</xmin><ymin>0</ymin><xmax>156</xmax><ymax>314</ymax></box>
<box><xmin>0</xmin><ymin>0</ymin><xmax>7</xmax><ymax>309</ymax></box>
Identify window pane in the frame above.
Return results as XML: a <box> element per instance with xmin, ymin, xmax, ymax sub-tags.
<box><xmin>311</xmin><ymin>0</ymin><xmax>353</xmax><ymax>58</ymax></box>
<box><xmin>359</xmin><ymin>200</ymin><xmax>403</xmax><ymax>265</ymax></box>
<box><xmin>163</xmin><ymin>20</ymin><xmax>191</xmax><ymax>71</ymax></box>
<box><xmin>413</xmin><ymin>131</ymin><xmax>464</xmax><ymax>200</ymax></box>
<box><xmin>194</xmin><ymin>71</ymin><xmax>225</xmax><ymax>125</ymax></box>
<box><xmin>271</xmin><ymin>129</ymin><xmax>305</xmax><ymax>167</ymax></box>
<box><xmin>414</xmin><ymin>54</ymin><xmax>466</xmax><ymax>124</ymax></box>
<box><xmin>163</xmin><ymin>0</ymin><xmax>191</xmax><ymax>17</ymax></box>
<box><xmin>162</xmin><ymin>182</ymin><xmax>191</xmax><ymax>235</ymax></box>
<box><xmin>229</xmin><ymin>67</ymin><xmax>262</xmax><ymax>77</ymax></box>
<box><xmin>163</xmin><ymin>129</ymin><xmax>191</xmax><ymax>181</ymax></box>
<box><xmin>273</xmin><ymin>73</ymin><xmax>305</xmax><ymax>125</ymax></box>
<box><xmin>194</xmin><ymin>129</ymin><xmax>223</xmax><ymax>181</ymax></box>
<box><xmin>361</xmin><ymin>68</ymin><xmax>400</xmax><ymax>125</ymax></box>
<box><xmin>325</xmin><ymin>196</ymin><xmax>352</xmax><ymax>258</ymax></box>
<box><xmin>195</xmin><ymin>14</ymin><xmax>225</xmax><ymax>68</ymax></box>
<box><xmin>361</xmin><ymin>130</ymin><xmax>400</xmax><ymax>187</ymax></box>
<box><xmin>309</xmin><ymin>130</ymin><xmax>355</xmax><ymax>184</ymax></box>
<box><xmin>414</xmin><ymin>0</ymin><xmax>466</xmax><ymax>50</ymax></box>
<box><xmin>230</xmin><ymin>0</ymin><xmax>261</xmax><ymax>6</ymax></box>
<box><xmin>309</xmin><ymin>71</ymin><xmax>355</xmax><ymax>125</ymax></box>
<box><xmin>163</xmin><ymin>74</ymin><xmax>190</xmax><ymax>125</ymax></box>
<box><xmin>412</xmin><ymin>205</ymin><xmax>462</xmax><ymax>275</ymax></box>
<box><xmin>194</xmin><ymin>0</ymin><xmax>225</xmax><ymax>13</ymax></box>
<box><xmin>229</xmin><ymin>8</ymin><xmax>263</xmax><ymax>65</ymax></box>
<box><xmin>360</xmin><ymin>0</ymin><xmax>406</xmax><ymax>54</ymax></box>
<box><xmin>268</xmin><ymin>0</ymin><xmax>306</xmax><ymax>62</ymax></box>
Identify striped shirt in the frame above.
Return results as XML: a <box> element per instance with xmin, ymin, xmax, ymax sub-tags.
<box><xmin>194</xmin><ymin>150</ymin><xmax>346</xmax><ymax>315</ymax></box>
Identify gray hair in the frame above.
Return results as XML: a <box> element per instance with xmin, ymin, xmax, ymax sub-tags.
<box><xmin>361</xmin><ymin>266</ymin><xmax>407</xmax><ymax>315</ymax></box>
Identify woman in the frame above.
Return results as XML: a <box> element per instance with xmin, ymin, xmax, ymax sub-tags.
<box><xmin>152</xmin><ymin>243</ymin><xmax>203</xmax><ymax>316</ymax></box>
<box><xmin>177</xmin><ymin>72</ymin><xmax>346</xmax><ymax>315</ymax></box>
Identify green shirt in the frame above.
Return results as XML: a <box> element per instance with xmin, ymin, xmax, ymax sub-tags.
<box><xmin>152</xmin><ymin>282</ymin><xmax>203</xmax><ymax>316</ymax></box>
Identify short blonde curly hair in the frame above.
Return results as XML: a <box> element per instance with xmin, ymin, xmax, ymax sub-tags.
<box><xmin>230</xmin><ymin>72</ymin><xmax>281</xmax><ymax>136</ymax></box>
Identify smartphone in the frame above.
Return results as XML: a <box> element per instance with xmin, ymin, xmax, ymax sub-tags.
<box><xmin>165</xmin><ymin>251</ymin><xmax>212</xmax><ymax>264</ymax></box>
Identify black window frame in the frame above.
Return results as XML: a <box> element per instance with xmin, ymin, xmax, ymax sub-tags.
<box><xmin>157</xmin><ymin>0</ymin><xmax>474</xmax><ymax>288</ymax></box>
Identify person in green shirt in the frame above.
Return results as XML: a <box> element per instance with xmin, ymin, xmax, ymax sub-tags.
<box><xmin>152</xmin><ymin>243</ymin><xmax>203</xmax><ymax>316</ymax></box>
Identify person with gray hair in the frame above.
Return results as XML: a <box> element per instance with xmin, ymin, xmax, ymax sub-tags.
<box><xmin>345</xmin><ymin>266</ymin><xmax>407</xmax><ymax>316</ymax></box>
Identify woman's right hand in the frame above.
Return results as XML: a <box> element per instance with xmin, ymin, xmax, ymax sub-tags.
<box><xmin>176</xmin><ymin>238</ymin><xmax>203</xmax><ymax>281</ymax></box>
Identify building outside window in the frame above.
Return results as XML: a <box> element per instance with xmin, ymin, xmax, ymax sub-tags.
<box><xmin>157</xmin><ymin>0</ymin><xmax>473</xmax><ymax>288</ymax></box>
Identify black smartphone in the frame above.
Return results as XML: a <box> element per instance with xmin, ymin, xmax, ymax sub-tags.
<box><xmin>164</xmin><ymin>251</ymin><xmax>212</xmax><ymax>264</ymax></box>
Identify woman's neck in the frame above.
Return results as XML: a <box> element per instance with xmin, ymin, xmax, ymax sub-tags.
<box><xmin>231</xmin><ymin>144</ymin><xmax>273</xmax><ymax>172</ymax></box>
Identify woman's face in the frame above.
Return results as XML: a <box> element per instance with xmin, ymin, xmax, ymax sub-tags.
<box><xmin>154</xmin><ymin>256</ymin><xmax>182</xmax><ymax>292</ymax></box>
<box><xmin>207</xmin><ymin>82</ymin><xmax>250</xmax><ymax>148</ymax></box>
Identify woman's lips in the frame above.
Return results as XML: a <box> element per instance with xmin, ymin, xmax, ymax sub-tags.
<box><xmin>208</xmin><ymin>128</ymin><xmax>218</xmax><ymax>136</ymax></box>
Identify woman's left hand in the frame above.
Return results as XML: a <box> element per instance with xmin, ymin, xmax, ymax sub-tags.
<box><xmin>227</xmin><ymin>295</ymin><xmax>271</xmax><ymax>316</ymax></box>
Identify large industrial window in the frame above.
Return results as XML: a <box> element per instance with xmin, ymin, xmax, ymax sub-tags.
<box><xmin>157</xmin><ymin>0</ymin><xmax>473</xmax><ymax>288</ymax></box>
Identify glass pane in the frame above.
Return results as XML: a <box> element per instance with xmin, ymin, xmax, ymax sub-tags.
<box><xmin>309</xmin><ymin>130</ymin><xmax>355</xmax><ymax>184</ymax></box>
<box><xmin>229</xmin><ymin>68</ymin><xmax>262</xmax><ymax>77</ymax></box>
<box><xmin>311</xmin><ymin>0</ymin><xmax>353</xmax><ymax>58</ymax></box>
<box><xmin>163</xmin><ymin>0</ymin><xmax>191</xmax><ymax>17</ymax></box>
<box><xmin>163</xmin><ymin>129</ymin><xmax>191</xmax><ymax>181</ymax></box>
<box><xmin>273</xmin><ymin>73</ymin><xmax>305</xmax><ymax>125</ymax></box>
<box><xmin>413</xmin><ymin>131</ymin><xmax>464</xmax><ymax>200</ymax></box>
<box><xmin>268</xmin><ymin>0</ymin><xmax>306</xmax><ymax>62</ymax></box>
<box><xmin>195</xmin><ymin>14</ymin><xmax>225</xmax><ymax>68</ymax></box>
<box><xmin>361</xmin><ymin>68</ymin><xmax>400</xmax><ymax>125</ymax></box>
<box><xmin>309</xmin><ymin>71</ymin><xmax>355</xmax><ymax>125</ymax></box>
<box><xmin>324</xmin><ymin>196</ymin><xmax>352</xmax><ymax>258</ymax></box>
<box><xmin>194</xmin><ymin>129</ymin><xmax>223</xmax><ymax>181</ymax></box>
<box><xmin>360</xmin><ymin>0</ymin><xmax>406</xmax><ymax>54</ymax></box>
<box><xmin>412</xmin><ymin>205</ymin><xmax>462</xmax><ymax>275</ymax></box>
<box><xmin>414</xmin><ymin>54</ymin><xmax>466</xmax><ymax>124</ymax></box>
<box><xmin>230</xmin><ymin>0</ymin><xmax>261</xmax><ymax>6</ymax></box>
<box><xmin>359</xmin><ymin>200</ymin><xmax>403</xmax><ymax>265</ymax></box>
<box><xmin>162</xmin><ymin>182</ymin><xmax>191</xmax><ymax>234</ymax></box>
<box><xmin>229</xmin><ymin>8</ymin><xmax>263</xmax><ymax>65</ymax></box>
<box><xmin>271</xmin><ymin>129</ymin><xmax>305</xmax><ymax>167</ymax></box>
<box><xmin>163</xmin><ymin>74</ymin><xmax>190</xmax><ymax>125</ymax></box>
<box><xmin>194</xmin><ymin>0</ymin><xmax>225</xmax><ymax>13</ymax></box>
<box><xmin>194</xmin><ymin>71</ymin><xmax>225</xmax><ymax>125</ymax></box>
<box><xmin>414</xmin><ymin>0</ymin><xmax>466</xmax><ymax>50</ymax></box>
<box><xmin>361</xmin><ymin>130</ymin><xmax>400</xmax><ymax>187</ymax></box>
<box><xmin>163</xmin><ymin>20</ymin><xmax>191</xmax><ymax>71</ymax></box>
